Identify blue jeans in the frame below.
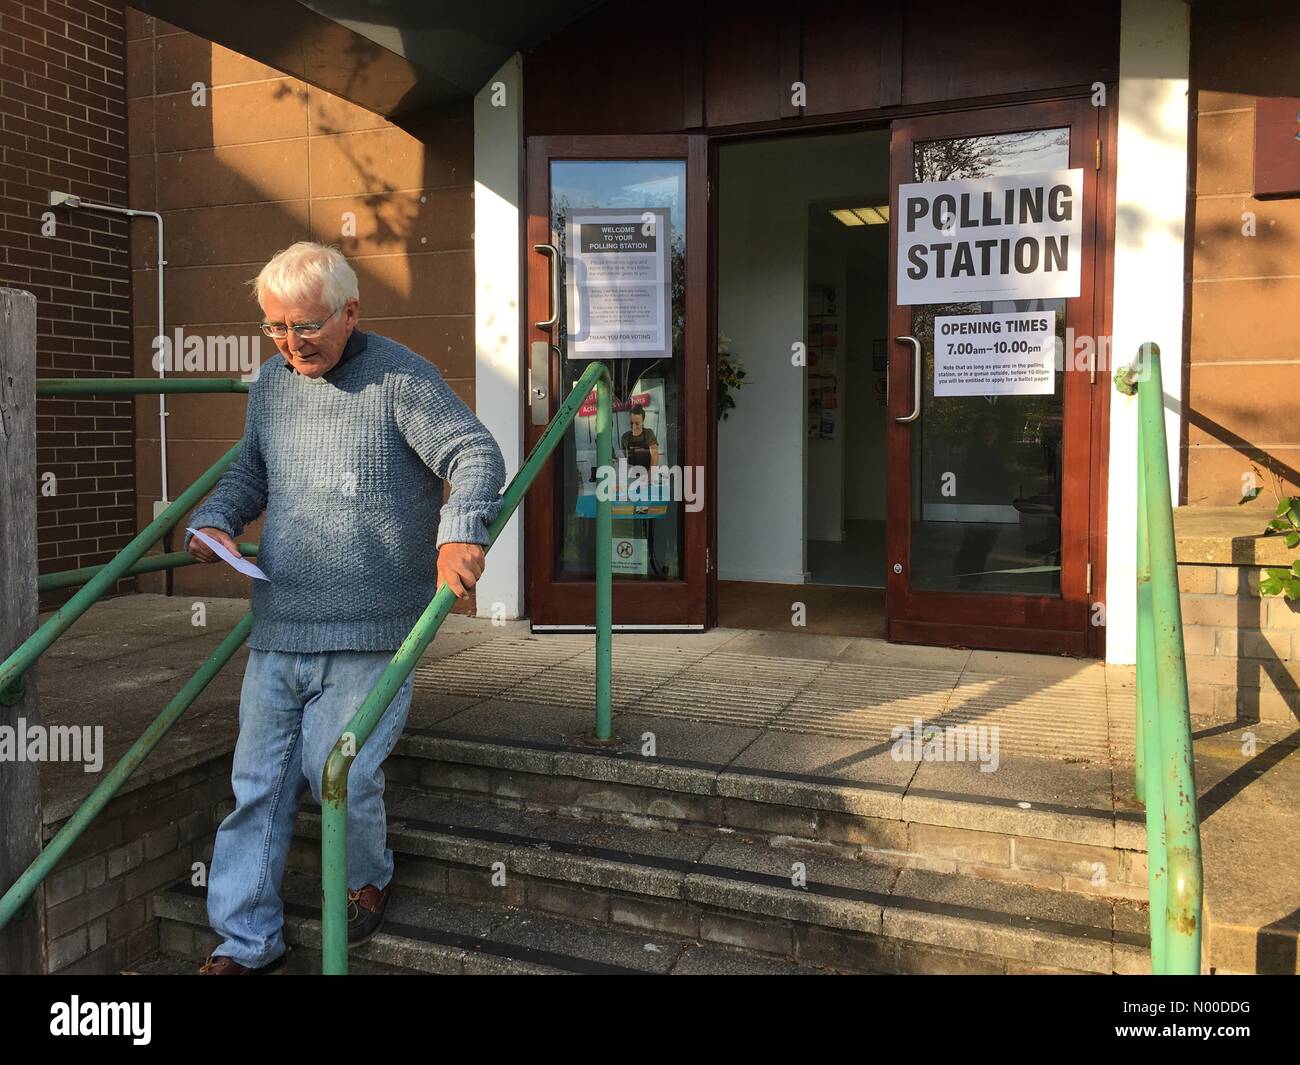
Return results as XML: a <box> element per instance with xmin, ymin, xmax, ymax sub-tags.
<box><xmin>206</xmin><ymin>648</ymin><xmax>415</xmax><ymax>967</ymax></box>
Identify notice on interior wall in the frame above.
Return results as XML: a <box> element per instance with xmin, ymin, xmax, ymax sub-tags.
<box><xmin>566</xmin><ymin>207</ymin><xmax>671</xmax><ymax>359</ymax></box>
<box><xmin>933</xmin><ymin>311</ymin><xmax>1057</xmax><ymax>397</ymax></box>
<box><xmin>897</xmin><ymin>170</ymin><xmax>1083</xmax><ymax>305</ymax></box>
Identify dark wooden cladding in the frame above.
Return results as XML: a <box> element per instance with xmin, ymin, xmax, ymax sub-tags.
<box><xmin>703</xmin><ymin>0</ymin><xmax>788</xmax><ymax>128</ymax></box>
<box><xmin>800</xmin><ymin>0</ymin><xmax>891</xmax><ymax>118</ymax></box>
<box><xmin>524</xmin><ymin>0</ymin><xmax>1120</xmax><ymax>136</ymax></box>
<box><xmin>523</xmin><ymin>1</ymin><xmax>688</xmax><ymax>136</ymax></box>
<box><xmin>899</xmin><ymin>2</ymin><xmax>1118</xmax><ymax>105</ymax></box>
<box><xmin>1254</xmin><ymin>97</ymin><xmax>1300</xmax><ymax>199</ymax></box>
<box><xmin>1191</xmin><ymin>1</ymin><xmax>1300</xmax><ymax>100</ymax></box>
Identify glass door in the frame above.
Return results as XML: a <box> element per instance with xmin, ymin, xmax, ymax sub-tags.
<box><xmin>885</xmin><ymin>100</ymin><xmax>1103</xmax><ymax>654</ymax></box>
<box><xmin>525</xmin><ymin>136</ymin><xmax>709</xmax><ymax>629</ymax></box>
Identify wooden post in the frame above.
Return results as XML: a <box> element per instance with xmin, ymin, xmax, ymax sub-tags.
<box><xmin>0</xmin><ymin>287</ymin><xmax>46</xmax><ymax>974</ymax></box>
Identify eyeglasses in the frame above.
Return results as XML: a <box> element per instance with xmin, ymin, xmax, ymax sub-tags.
<box><xmin>259</xmin><ymin>306</ymin><xmax>344</xmax><ymax>340</ymax></box>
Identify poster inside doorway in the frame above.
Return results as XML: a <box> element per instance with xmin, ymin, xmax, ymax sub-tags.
<box><xmin>565</xmin><ymin>207</ymin><xmax>671</xmax><ymax>360</ymax></box>
<box><xmin>932</xmin><ymin>311</ymin><xmax>1057</xmax><ymax>397</ymax></box>
<box><xmin>572</xmin><ymin>376</ymin><xmax>672</xmax><ymax>519</ymax></box>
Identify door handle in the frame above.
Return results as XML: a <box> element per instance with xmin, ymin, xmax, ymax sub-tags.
<box><xmin>534</xmin><ymin>243</ymin><xmax>559</xmax><ymax>329</ymax></box>
<box><xmin>894</xmin><ymin>335</ymin><xmax>921</xmax><ymax>424</ymax></box>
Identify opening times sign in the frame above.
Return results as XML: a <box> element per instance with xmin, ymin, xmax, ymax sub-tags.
<box><xmin>566</xmin><ymin>207</ymin><xmax>671</xmax><ymax>359</ymax></box>
<box><xmin>933</xmin><ymin>311</ymin><xmax>1057</xmax><ymax>397</ymax></box>
<box><xmin>897</xmin><ymin>169</ymin><xmax>1083</xmax><ymax>305</ymax></box>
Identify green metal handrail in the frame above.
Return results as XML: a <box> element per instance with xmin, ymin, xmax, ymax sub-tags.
<box><xmin>0</xmin><ymin>438</ymin><xmax>242</xmax><ymax>706</ymax></box>
<box><xmin>0</xmin><ymin>614</ymin><xmax>254</xmax><ymax>929</ymax></box>
<box><xmin>35</xmin><ymin>377</ymin><xmax>251</xmax><ymax>396</ymax></box>
<box><xmin>1119</xmin><ymin>343</ymin><xmax>1204</xmax><ymax>975</ymax></box>
<box><xmin>1</xmin><ymin>368</ymin><xmax>618</xmax><ymax>978</ymax></box>
<box><xmin>37</xmin><ymin>545</ymin><xmax>259</xmax><ymax>593</ymax></box>
<box><xmin>318</xmin><ymin>358</ymin><xmax>614</xmax><ymax>974</ymax></box>
<box><xmin>0</xmin><ymin>379</ymin><xmax>258</xmax><ymax>935</ymax></box>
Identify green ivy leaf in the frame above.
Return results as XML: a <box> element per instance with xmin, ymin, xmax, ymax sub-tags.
<box><xmin>1278</xmin><ymin>499</ymin><xmax>1294</xmax><ymax>518</ymax></box>
<box><xmin>1261</xmin><ymin>576</ymin><xmax>1283</xmax><ymax>596</ymax></box>
<box><xmin>1286</xmin><ymin>533</ymin><xmax>1300</xmax><ymax>549</ymax></box>
<box><xmin>1267</xmin><ymin>518</ymin><xmax>1290</xmax><ymax>531</ymax></box>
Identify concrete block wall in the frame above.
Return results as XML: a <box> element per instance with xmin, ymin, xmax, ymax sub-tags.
<box><xmin>1184</xmin><ymin>4</ymin><xmax>1300</xmax><ymax>507</ymax></box>
<box><xmin>41</xmin><ymin>750</ymin><xmax>231</xmax><ymax>973</ymax></box>
<box><xmin>123</xmin><ymin>6</ymin><xmax>477</xmax><ymax>604</ymax></box>
<box><xmin>1179</xmin><ymin>561</ymin><xmax>1300</xmax><ymax>723</ymax></box>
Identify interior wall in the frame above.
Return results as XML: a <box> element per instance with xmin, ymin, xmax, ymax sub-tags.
<box><xmin>844</xmin><ymin>230</ymin><xmax>890</xmax><ymax>521</ymax></box>
<box><xmin>717</xmin><ymin>130</ymin><xmax>888</xmax><ymax>583</ymax></box>
<box><xmin>806</xmin><ymin>245</ymin><xmax>846</xmax><ymax>542</ymax></box>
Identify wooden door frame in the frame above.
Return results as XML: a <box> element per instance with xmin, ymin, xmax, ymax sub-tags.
<box><xmin>521</xmin><ymin>90</ymin><xmax>1114</xmax><ymax>654</ymax></box>
<box><xmin>524</xmin><ymin>134</ymin><xmax>710</xmax><ymax>630</ymax></box>
<box><xmin>884</xmin><ymin>97</ymin><xmax>1106</xmax><ymax>656</ymax></box>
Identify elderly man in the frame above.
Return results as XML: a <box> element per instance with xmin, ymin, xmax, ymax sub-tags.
<box><xmin>184</xmin><ymin>242</ymin><xmax>505</xmax><ymax>974</ymax></box>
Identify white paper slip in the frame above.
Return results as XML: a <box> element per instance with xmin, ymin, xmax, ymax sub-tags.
<box><xmin>186</xmin><ymin>527</ymin><xmax>270</xmax><ymax>581</ymax></box>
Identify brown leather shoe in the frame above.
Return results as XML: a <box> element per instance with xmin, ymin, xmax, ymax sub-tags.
<box><xmin>346</xmin><ymin>883</ymin><xmax>391</xmax><ymax>946</ymax></box>
<box><xmin>197</xmin><ymin>952</ymin><xmax>287</xmax><ymax>975</ymax></box>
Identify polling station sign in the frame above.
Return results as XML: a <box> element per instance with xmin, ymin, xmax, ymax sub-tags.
<box><xmin>897</xmin><ymin>170</ymin><xmax>1083</xmax><ymax>305</ymax></box>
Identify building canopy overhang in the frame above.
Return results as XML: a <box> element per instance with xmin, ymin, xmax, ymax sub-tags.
<box><xmin>131</xmin><ymin>0</ymin><xmax>605</xmax><ymax>120</ymax></box>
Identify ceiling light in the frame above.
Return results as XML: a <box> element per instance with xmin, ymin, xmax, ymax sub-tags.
<box><xmin>829</xmin><ymin>205</ymin><xmax>889</xmax><ymax>226</ymax></box>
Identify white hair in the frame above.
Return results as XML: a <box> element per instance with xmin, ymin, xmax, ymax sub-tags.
<box><xmin>252</xmin><ymin>241</ymin><xmax>359</xmax><ymax>311</ymax></box>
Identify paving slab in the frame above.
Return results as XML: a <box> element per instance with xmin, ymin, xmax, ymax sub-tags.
<box><xmin>834</xmin><ymin>639</ymin><xmax>971</xmax><ymax>672</ymax></box>
<box><xmin>1193</xmin><ymin>727</ymin><xmax>1300</xmax><ymax>974</ymax></box>
<box><xmin>965</xmin><ymin>649</ymin><xmax>1106</xmax><ymax>682</ymax></box>
<box><xmin>718</xmin><ymin>630</ymin><xmax>857</xmax><ymax>662</ymax></box>
<box><xmin>432</xmin><ymin>697</ymin><xmax>614</xmax><ymax>747</ymax></box>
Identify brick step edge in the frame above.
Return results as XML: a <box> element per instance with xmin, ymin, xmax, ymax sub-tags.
<box><xmin>287</xmin><ymin>812</ymin><xmax>1149</xmax><ymax>975</ymax></box>
<box><xmin>388</xmin><ymin>736</ymin><xmax>1149</xmax><ymax>900</ymax></box>
<box><xmin>152</xmin><ymin>884</ymin><xmax>852</xmax><ymax>976</ymax></box>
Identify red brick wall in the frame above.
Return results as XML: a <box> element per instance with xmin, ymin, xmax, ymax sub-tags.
<box><xmin>0</xmin><ymin>0</ymin><xmax>134</xmax><ymax>606</ymax></box>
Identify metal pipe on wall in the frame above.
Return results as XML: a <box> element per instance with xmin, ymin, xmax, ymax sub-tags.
<box><xmin>47</xmin><ymin>192</ymin><xmax>173</xmax><ymax>593</ymax></box>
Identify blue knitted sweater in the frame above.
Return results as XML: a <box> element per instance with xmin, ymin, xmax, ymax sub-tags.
<box><xmin>183</xmin><ymin>330</ymin><xmax>506</xmax><ymax>653</ymax></box>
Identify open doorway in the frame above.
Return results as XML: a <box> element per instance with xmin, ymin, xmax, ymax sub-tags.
<box><xmin>714</xmin><ymin>128</ymin><xmax>891</xmax><ymax>636</ymax></box>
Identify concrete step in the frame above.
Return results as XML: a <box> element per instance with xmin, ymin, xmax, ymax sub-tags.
<box><xmin>387</xmin><ymin>726</ymin><xmax>1149</xmax><ymax>901</ymax></box>
<box><xmin>286</xmin><ymin>785</ymin><xmax>1149</xmax><ymax>974</ymax></box>
<box><xmin>152</xmin><ymin>870</ymin><xmax>843</xmax><ymax>975</ymax></box>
